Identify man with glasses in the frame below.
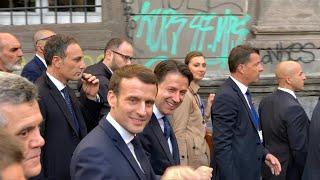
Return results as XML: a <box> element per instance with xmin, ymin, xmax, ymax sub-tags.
<box><xmin>21</xmin><ymin>29</ymin><xmax>56</xmax><ymax>83</ymax></box>
<box><xmin>0</xmin><ymin>33</ymin><xmax>24</xmax><ymax>73</ymax></box>
<box><xmin>79</xmin><ymin>37</ymin><xmax>134</xmax><ymax>131</ymax></box>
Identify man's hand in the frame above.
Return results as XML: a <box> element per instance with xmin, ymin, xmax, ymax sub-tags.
<box><xmin>81</xmin><ymin>73</ymin><xmax>99</xmax><ymax>101</ymax></box>
<box><xmin>162</xmin><ymin>166</ymin><xmax>213</xmax><ymax>180</ymax></box>
<box><xmin>195</xmin><ymin>166</ymin><xmax>213</xmax><ymax>180</ymax></box>
<box><xmin>265</xmin><ymin>153</ymin><xmax>281</xmax><ymax>176</ymax></box>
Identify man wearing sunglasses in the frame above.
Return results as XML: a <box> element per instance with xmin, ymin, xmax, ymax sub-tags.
<box><xmin>21</xmin><ymin>29</ymin><xmax>56</xmax><ymax>83</ymax></box>
<box><xmin>79</xmin><ymin>37</ymin><xmax>134</xmax><ymax>131</ymax></box>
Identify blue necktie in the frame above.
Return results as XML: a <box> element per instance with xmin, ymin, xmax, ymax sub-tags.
<box><xmin>162</xmin><ymin>116</ymin><xmax>171</xmax><ymax>140</ymax></box>
<box><xmin>61</xmin><ymin>87</ymin><xmax>80</xmax><ymax>134</ymax></box>
<box><xmin>245</xmin><ymin>90</ymin><xmax>260</xmax><ymax>130</ymax></box>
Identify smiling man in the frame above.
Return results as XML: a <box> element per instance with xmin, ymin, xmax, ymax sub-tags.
<box><xmin>35</xmin><ymin>34</ymin><xmax>102</xmax><ymax>180</ymax></box>
<box><xmin>0</xmin><ymin>72</ymin><xmax>45</xmax><ymax>178</ymax></box>
<box><xmin>0</xmin><ymin>33</ymin><xmax>24</xmax><ymax>72</ymax></box>
<box><xmin>139</xmin><ymin>59</ymin><xmax>193</xmax><ymax>176</ymax></box>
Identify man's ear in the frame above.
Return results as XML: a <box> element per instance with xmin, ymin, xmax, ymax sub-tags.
<box><xmin>107</xmin><ymin>90</ymin><xmax>117</xmax><ymax>108</ymax></box>
<box><xmin>237</xmin><ymin>64</ymin><xmax>245</xmax><ymax>74</ymax></box>
<box><xmin>51</xmin><ymin>56</ymin><xmax>62</xmax><ymax>68</ymax></box>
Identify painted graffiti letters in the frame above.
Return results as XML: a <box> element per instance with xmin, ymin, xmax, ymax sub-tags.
<box><xmin>131</xmin><ymin>1</ymin><xmax>251</xmax><ymax>68</ymax></box>
<box><xmin>262</xmin><ymin>42</ymin><xmax>316</xmax><ymax>64</ymax></box>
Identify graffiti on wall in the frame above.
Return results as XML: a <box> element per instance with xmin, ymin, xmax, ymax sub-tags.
<box><xmin>261</xmin><ymin>42</ymin><xmax>316</xmax><ymax>64</ymax></box>
<box><xmin>122</xmin><ymin>0</ymin><xmax>251</xmax><ymax>69</ymax></box>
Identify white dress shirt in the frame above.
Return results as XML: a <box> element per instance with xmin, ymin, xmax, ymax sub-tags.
<box><xmin>278</xmin><ymin>87</ymin><xmax>297</xmax><ymax>99</ymax></box>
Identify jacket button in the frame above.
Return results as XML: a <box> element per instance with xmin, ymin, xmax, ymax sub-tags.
<box><xmin>181</xmin><ymin>156</ymin><xmax>185</xmax><ymax>158</ymax></box>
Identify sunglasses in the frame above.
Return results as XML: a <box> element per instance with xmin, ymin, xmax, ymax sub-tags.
<box><xmin>36</xmin><ymin>35</ymin><xmax>56</xmax><ymax>44</ymax></box>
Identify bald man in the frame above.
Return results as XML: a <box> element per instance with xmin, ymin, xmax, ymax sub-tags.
<box><xmin>259</xmin><ymin>60</ymin><xmax>309</xmax><ymax>180</ymax></box>
<box><xmin>21</xmin><ymin>29</ymin><xmax>56</xmax><ymax>82</ymax></box>
<box><xmin>0</xmin><ymin>33</ymin><xmax>23</xmax><ymax>72</ymax></box>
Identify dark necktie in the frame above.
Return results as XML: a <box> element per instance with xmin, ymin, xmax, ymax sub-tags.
<box><xmin>131</xmin><ymin>137</ymin><xmax>147</xmax><ymax>174</ymax></box>
<box><xmin>245</xmin><ymin>90</ymin><xmax>260</xmax><ymax>130</ymax></box>
<box><xmin>61</xmin><ymin>87</ymin><xmax>80</xmax><ymax>134</ymax></box>
<box><xmin>162</xmin><ymin>116</ymin><xmax>171</xmax><ymax>140</ymax></box>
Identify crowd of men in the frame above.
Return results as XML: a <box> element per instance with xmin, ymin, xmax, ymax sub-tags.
<box><xmin>0</xmin><ymin>30</ymin><xmax>319</xmax><ymax>180</ymax></box>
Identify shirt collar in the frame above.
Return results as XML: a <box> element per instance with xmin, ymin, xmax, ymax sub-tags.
<box><xmin>153</xmin><ymin>104</ymin><xmax>165</xmax><ymax>120</ymax></box>
<box><xmin>106</xmin><ymin>113</ymin><xmax>134</xmax><ymax>145</ymax></box>
<box><xmin>35</xmin><ymin>54</ymin><xmax>47</xmax><ymax>67</ymax></box>
<box><xmin>230</xmin><ymin>75</ymin><xmax>248</xmax><ymax>95</ymax></box>
<box><xmin>46</xmin><ymin>72</ymin><xmax>66</xmax><ymax>91</ymax></box>
<box><xmin>277</xmin><ymin>87</ymin><xmax>297</xmax><ymax>99</ymax></box>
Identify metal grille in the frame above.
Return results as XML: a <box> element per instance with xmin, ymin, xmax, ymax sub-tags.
<box><xmin>0</xmin><ymin>0</ymin><xmax>102</xmax><ymax>25</ymax></box>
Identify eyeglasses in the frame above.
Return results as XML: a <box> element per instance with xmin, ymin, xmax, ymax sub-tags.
<box><xmin>36</xmin><ymin>35</ymin><xmax>56</xmax><ymax>44</ymax></box>
<box><xmin>111</xmin><ymin>50</ymin><xmax>133</xmax><ymax>62</ymax></box>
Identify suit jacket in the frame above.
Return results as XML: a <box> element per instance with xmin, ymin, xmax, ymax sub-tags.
<box><xmin>35</xmin><ymin>74</ymin><xmax>102</xmax><ymax>180</ymax></box>
<box><xmin>259</xmin><ymin>89</ymin><xmax>309</xmax><ymax>180</ymax></box>
<box><xmin>21</xmin><ymin>55</ymin><xmax>46</xmax><ymax>83</ymax></box>
<box><xmin>302</xmin><ymin>97</ymin><xmax>320</xmax><ymax>180</ymax></box>
<box><xmin>139</xmin><ymin>113</ymin><xmax>180</xmax><ymax>176</ymax></box>
<box><xmin>171</xmin><ymin>81</ymin><xmax>210</xmax><ymax>168</ymax></box>
<box><xmin>211</xmin><ymin>77</ymin><xmax>267</xmax><ymax>180</ymax></box>
<box><xmin>70</xmin><ymin>118</ymin><xmax>155</xmax><ymax>180</ymax></box>
<box><xmin>79</xmin><ymin>61</ymin><xmax>112</xmax><ymax>130</ymax></box>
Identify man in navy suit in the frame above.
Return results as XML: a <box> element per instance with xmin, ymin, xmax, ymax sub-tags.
<box><xmin>70</xmin><ymin>64</ymin><xmax>212</xmax><ymax>180</ymax></box>
<box><xmin>21</xmin><ymin>29</ymin><xmax>56</xmax><ymax>82</ymax></box>
<box><xmin>303</xmin><ymin>98</ymin><xmax>320</xmax><ymax>180</ymax></box>
<box><xmin>35</xmin><ymin>34</ymin><xmax>102</xmax><ymax>180</ymax></box>
<box><xmin>139</xmin><ymin>60</ymin><xmax>193</xmax><ymax>176</ymax></box>
<box><xmin>0</xmin><ymin>33</ymin><xmax>23</xmax><ymax>72</ymax></box>
<box><xmin>259</xmin><ymin>61</ymin><xmax>309</xmax><ymax>180</ymax></box>
<box><xmin>211</xmin><ymin>45</ymin><xmax>281</xmax><ymax>180</ymax></box>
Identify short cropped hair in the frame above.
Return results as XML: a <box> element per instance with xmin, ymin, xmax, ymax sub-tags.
<box><xmin>0</xmin><ymin>72</ymin><xmax>38</xmax><ymax>127</ymax></box>
<box><xmin>0</xmin><ymin>128</ymin><xmax>24</xmax><ymax>172</ymax></box>
<box><xmin>44</xmin><ymin>34</ymin><xmax>78</xmax><ymax>66</ymax></box>
<box><xmin>103</xmin><ymin>38</ymin><xmax>132</xmax><ymax>55</ymax></box>
<box><xmin>109</xmin><ymin>64</ymin><xmax>157</xmax><ymax>96</ymax></box>
<box><xmin>154</xmin><ymin>59</ymin><xmax>193</xmax><ymax>85</ymax></box>
<box><xmin>184</xmin><ymin>51</ymin><xmax>204</xmax><ymax>65</ymax></box>
<box><xmin>228</xmin><ymin>45</ymin><xmax>259</xmax><ymax>73</ymax></box>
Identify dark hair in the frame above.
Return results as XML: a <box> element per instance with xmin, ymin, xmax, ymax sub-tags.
<box><xmin>184</xmin><ymin>51</ymin><xmax>204</xmax><ymax>65</ymax></box>
<box><xmin>109</xmin><ymin>64</ymin><xmax>157</xmax><ymax>95</ymax></box>
<box><xmin>44</xmin><ymin>34</ymin><xmax>78</xmax><ymax>66</ymax></box>
<box><xmin>228</xmin><ymin>45</ymin><xmax>259</xmax><ymax>73</ymax></box>
<box><xmin>103</xmin><ymin>38</ymin><xmax>131</xmax><ymax>55</ymax></box>
<box><xmin>154</xmin><ymin>59</ymin><xmax>193</xmax><ymax>85</ymax></box>
<box><xmin>0</xmin><ymin>128</ymin><xmax>24</xmax><ymax>171</ymax></box>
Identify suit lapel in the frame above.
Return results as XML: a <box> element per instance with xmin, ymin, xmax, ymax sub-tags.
<box><xmin>45</xmin><ymin>75</ymin><xmax>81</xmax><ymax>137</ymax></box>
<box><xmin>68</xmin><ymin>86</ymin><xmax>87</xmax><ymax>138</ymax></box>
<box><xmin>102</xmin><ymin>120</ymin><xmax>146</xmax><ymax>180</ymax></box>
<box><xmin>228</xmin><ymin>78</ymin><xmax>259</xmax><ymax>131</ymax></box>
<box><xmin>34</xmin><ymin>56</ymin><xmax>46</xmax><ymax>71</ymax></box>
<box><xmin>150</xmin><ymin>114</ymin><xmax>175</xmax><ymax>163</ymax></box>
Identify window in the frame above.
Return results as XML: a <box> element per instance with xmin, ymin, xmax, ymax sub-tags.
<box><xmin>0</xmin><ymin>0</ymin><xmax>101</xmax><ymax>25</ymax></box>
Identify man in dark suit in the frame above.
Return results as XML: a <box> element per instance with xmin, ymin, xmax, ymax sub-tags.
<box><xmin>211</xmin><ymin>45</ymin><xmax>281</xmax><ymax>180</ymax></box>
<box><xmin>303</xmin><ymin>98</ymin><xmax>320</xmax><ymax>180</ymax></box>
<box><xmin>21</xmin><ymin>29</ymin><xmax>56</xmax><ymax>83</ymax></box>
<box><xmin>70</xmin><ymin>64</ymin><xmax>211</xmax><ymax>180</ymax></box>
<box><xmin>35</xmin><ymin>34</ymin><xmax>102</xmax><ymax>180</ymax></box>
<box><xmin>139</xmin><ymin>60</ymin><xmax>193</xmax><ymax>176</ymax></box>
<box><xmin>0</xmin><ymin>33</ymin><xmax>23</xmax><ymax>72</ymax></box>
<box><xmin>79</xmin><ymin>38</ymin><xmax>133</xmax><ymax>126</ymax></box>
<box><xmin>259</xmin><ymin>61</ymin><xmax>309</xmax><ymax>180</ymax></box>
